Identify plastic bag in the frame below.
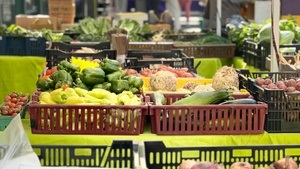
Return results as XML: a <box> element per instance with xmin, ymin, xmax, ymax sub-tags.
<box><xmin>0</xmin><ymin>114</ymin><xmax>41</xmax><ymax>169</ymax></box>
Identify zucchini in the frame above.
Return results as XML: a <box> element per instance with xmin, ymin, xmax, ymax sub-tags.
<box><xmin>172</xmin><ymin>88</ymin><xmax>232</xmax><ymax>105</ymax></box>
<box><xmin>219</xmin><ymin>98</ymin><xmax>257</xmax><ymax>105</ymax></box>
<box><xmin>149</xmin><ymin>92</ymin><xmax>166</xmax><ymax>105</ymax></box>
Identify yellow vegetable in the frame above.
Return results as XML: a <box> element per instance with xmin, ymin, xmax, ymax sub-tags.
<box><xmin>64</xmin><ymin>96</ymin><xmax>86</xmax><ymax>104</ymax></box>
<box><xmin>88</xmin><ymin>88</ymin><xmax>111</xmax><ymax>99</ymax></box>
<box><xmin>64</xmin><ymin>88</ymin><xmax>79</xmax><ymax>97</ymax></box>
<box><xmin>39</xmin><ymin>92</ymin><xmax>56</xmax><ymax>104</ymax></box>
<box><xmin>74</xmin><ymin>87</ymin><xmax>89</xmax><ymax>97</ymax></box>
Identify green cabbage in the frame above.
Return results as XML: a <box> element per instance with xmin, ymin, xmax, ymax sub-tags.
<box><xmin>258</xmin><ymin>22</ymin><xmax>295</xmax><ymax>45</ymax></box>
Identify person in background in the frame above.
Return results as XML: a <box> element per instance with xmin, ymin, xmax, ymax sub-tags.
<box><xmin>165</xmin><ymin>0</ymin><xmax>181</xmax><ymax>31</ymax></box>
<box><xmin>113</xmin><ymin>0</ymin><xmax>128</xmax><ymax>13</ymax></box>
<box><xmin>203</xmin><ymin>0</ymin><xmax>250</xmax><ymax>31</ymax></box>
<box><xmin>149</xmin><ymin>0</ymin><xmax>161</xmax><ymax>15</ymax></box>
<box><xmin>135</xmin><ymin>0</ymin><xmax>147</xmax><ymax>12</ymax></box>
<box><xmin>180</xmin><ymin>0</ymin><xmax>193</xmax><ymax>24</ymax></box>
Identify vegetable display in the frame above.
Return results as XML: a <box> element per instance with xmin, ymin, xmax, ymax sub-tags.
<box><xmin>0</xmin><ymin>92</ymin><xmax>30</xmax><ymax>116</ymax></box>
<box><xmin>37</xmin><ymin>58</ymin><xmax>144</xmax><ymax>95</ymax></box>
<box><xmin>68</xmin><ymin>17</ymin><xmax>111</xmax><ymax>42</ymax></box>
<box><xmin>226</xmin><ymin>17</ymin><xmax>300</xmax><ymax>52</ymax></box>
<box><xmin>38</xmin><ymin>87</ymin><xmax>141</xmax><ymax>106</ymax></box>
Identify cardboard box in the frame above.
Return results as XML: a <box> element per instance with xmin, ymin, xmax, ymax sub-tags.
<box><xmin>48</xmin><ymin>3</ymin><xmax>76</xmax><ymax>17</ymax></box>
<box><xmin>282</xmin><ymin>15</ymin><xmax>300</xmax><ymax>26</ymax></box>
<box><xmin>113</xmin><ymin>12</ymin><xmax>148</xmax><ymax>26</ymax></box>
<box><xmin>15</xmin><ymin>15</ymin><xmax>58</xmax><ymax>30</ymax></box>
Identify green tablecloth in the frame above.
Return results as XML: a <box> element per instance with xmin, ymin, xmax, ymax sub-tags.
<box><xmin>20</xmin><ymin>118</ymin><xmax>300</xmax><ymax>147</ymax></box>
<box><xmin>0</xmin><ymin>56</ymin><xmax>46</xmax><ymax>101</ymax></box>
<box><xmin>194</xmin><ymin>57</ymin><xmax>248</xmax><ymax>78</ymax></box>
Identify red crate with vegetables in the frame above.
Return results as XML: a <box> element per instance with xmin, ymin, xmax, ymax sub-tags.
<box><xmin>29</xmin><ymin>56</ymin><xmax>148</xmax><ymax>135</ymax></box>
<box><xmin>147</xmin><ymin>66</ymin><xmax>267</xmax><ymax>135</ymax></box>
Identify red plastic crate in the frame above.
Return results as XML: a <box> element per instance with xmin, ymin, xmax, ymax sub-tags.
<box><xmin>28</xmin><ymin>95</ymin><xmax>148</xmax><ymax>135</ymax></box>
<box><xmin>149</xmin><ymin>94</ymin><xmax>267</xmax><ymax>135</ymax></box>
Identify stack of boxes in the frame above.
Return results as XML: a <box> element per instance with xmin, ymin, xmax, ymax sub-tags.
<box><xmin>48</xmin><ymin>0</ymin><xmax>76</xmax><ymax>29</ymax></box>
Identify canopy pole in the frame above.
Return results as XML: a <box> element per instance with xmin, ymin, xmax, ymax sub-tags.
<box><xmin>216</xmin><ymin>0</ymin><xmax>221</xmax><ymax>36</ymax></box>
<box><xmin>270</xmin><ymin>0</ymin><xmax>280</xmax><ymax>72</ymax></box>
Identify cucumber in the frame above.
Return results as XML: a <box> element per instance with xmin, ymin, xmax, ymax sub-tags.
<box><xmin>172</xmin><ymin>88</ymin><xmax>232</xmax><ymax>105</ymax></box>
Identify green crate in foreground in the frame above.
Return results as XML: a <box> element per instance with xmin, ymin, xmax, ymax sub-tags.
<box><xmin>31</xmin><ymin>140</ymin><xmax>139</xmax><ymax>168</ymax></box>
<box><xmin>143</xmin><ymin>141</ymin><xmax>300</xmax><ymax>169</ymax></box>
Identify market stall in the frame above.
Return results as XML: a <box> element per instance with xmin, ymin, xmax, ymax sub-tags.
<box><xmin>2</xmin><ymin>0</ymin><xmax>300</xmax><ymax>169</ymax></box>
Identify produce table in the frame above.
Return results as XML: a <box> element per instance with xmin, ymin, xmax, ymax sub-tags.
<box><xmin>0</xmin><ymin>56</ymin><xmax>248</xmax><ymax>101</ymax></box>
<box><xmin>21</xmin><ymin>117</ymin><xmax>300</xmax><ymax>147</ymax></box>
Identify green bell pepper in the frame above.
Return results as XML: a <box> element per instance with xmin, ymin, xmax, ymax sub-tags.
<box><xmin>100</xmin><ymin>61</ymin><xmax>121</xmax><ymax>74</ymax></box>
<box><xmin>74</xmin><ymin>78</ymin><xmax>90</xmax><ymax>90</ymax></box>
<box><xmin>57</xmin><ymin>60</ymin><xmax>80</xmax><ymax>73</ymax></box>
<box><xmin>103</xmin><ymin>57</ymin><xmax>121</xmax><ymax>67</ymax></box>
<box><xmin>110</xmin><ymin>80</ymin><xmax>130</xmax><ymax>94</ymax></box>
<box><xmin>129</xmin><ymin>87</ymin><xmax>140</xmax><ymax>94</ymax></box>
<box><xmin>57</xmin><ymin>60</ymin><xmax>80</xmax><ymax>78</ymax></box>
<box><xmin>93</xmin><ymin>82</ymin><xmax>112</xmax><ymax>91</ymax></box>
<box><xmin>127</xmin><ymin>75</ymin><xmax>144</xmax><ymax>89</ymax></box>
<box><xmin>36</xmin><ymin>76</ymin><xmax>54</xmax><ymax>91</ymax></box>
<box><xmin>50</xmin><ymin>69</ymin><xmax>73</xmax><ymax>88</ymax></box>
<box><xmin>80</xmin><ymin>67</ymin><xmax>105</xmax><ymax>86</ymax></box>
<box><xmin>106</xmin><ymin>70</ymin><xmax>126</xmax><ymax>82</ymax></box>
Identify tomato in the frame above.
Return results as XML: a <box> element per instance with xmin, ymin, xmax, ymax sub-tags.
<box><xmin>182</xmin><ymin>72</ymin><xmax>194</xmax><ymax>78</ymax></box>
<box><xmin>176</xmin><ymin>70</ymin><xmax>187</xmax><ymax>77</ymax></box>
<box><xmin>140</xmin><ymin>71</ymin><xmax>150</xmax><ymax>77</ymax></box>
<box><xmin>140</xmin><ymin>69</ymin><xmax>153</xmax><ymax>77</ymax></box>
<box><xmin>61</xmin><ymin>84</ymin><xmax>69</xmax><ymax>90</ymax></box>
<box><xmin>10</xmin><ymin>92</ymin><xmax>18</xmax><ymax>98</ymax></box>
<box><xmin>180</xmin><ymin>67</ymin><xmax>189</xmax><ymax>72</ymax></box>
<box><xmin>11</xmin><ymin>97</ymin><xmax>18</xmax><ymax>103</ymax></box>
<box><xmin>16</xmin><ymin>104</ymin><xmax>22</xmax><ymax>109</ymax></box>
<box><xmin>166</xmin><ymin>66</ymin><xmax>176</xmax><ymax>73</ymax></box>
<box><xmin>7</xmin><ymin>109</ymin><xmax>14</xmax><ymax>115</ymax></box>
<box><xmin>8</xmin><ymin>102</ymin><xmax>16</xmax><ymax>108</ymax></box>
<box><xmin>51</xmin><ymin>66</ymin><xmax>57</xmax><ymax>74</ymax></box>
<box><xmin>4</xmin><ymin>96</ymin><xmax>11</xmax><ymax>102</ymax></box>
<box><xmin>19</xmin><ymin>97</ymin><xmax>28</xmax><ymax>102</ymax></box>
<box><xmin>157</xmin><ymin>65</ymin><xmax>168</xmax><ymax>71</ymax></box>
<box><xmin>157</xmin><ymin>67</ymin><xmax>168</xmax><ymax>71</ymax></box>
<box><xmin>126</xmin><ymin>69</ymin><xmax>138</xmax><ymax>76</ymax></box>
<box><xmin>45</xmin><ymin>69</ymin><xmax>52</xmax><ymax>76</ymax></box>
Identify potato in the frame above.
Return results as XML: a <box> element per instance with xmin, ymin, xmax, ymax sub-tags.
<box><xmin>287</xmin><ymin>79</ymin><xmax>297</xmax><ymax>87</ymax></box>
<box><xmin>284</xmin><ymin>80</ymin><xmax>289</xmax><ymax>86</ymax></box>
<box><xmin>267</xmin><ymin>83</ymin><xmax>278</xmax><ymax>89</ymax></box>
<box><xmin>286</xmin><ymin>87</ymin><xmax>296</xmax><ymax>92</ymax></box>
<box><xmin>230</xmin><ymin>162</ymin><xmax>252</xmax><ymax>169</ymax></box>
<box><xmin>191</xmin><ymin>162</ymin><xmax>221</xmax><ymax>169</ymax></box>
<box><xmin>275</xmin><ymin>81</ymin><xmax>285</xmax><ymax>87</ymax></box>
<box><xmin>277</xmin><ymin>84</ymin><xmax>287</xmax><ymax>91</ymax></box>
<box><xmin>255</xmin><ymin>77</ymin><xmax>265</xmax><ymax>86</ymax></box>
<box><xmin>179</xmin><ymin>160</ymin><xmax>198</xmax><ymax>169</ymax></box>
<box><xmin>296</xmin><ymin>82</ymin><xmax>300</xmax><ymax>91</ymax></box>
<box><xmin>263</xmin><ymin>78</ymin><xmax>272</xmax><ymax>85</ymax></box>
<box><xmin>270</xmin><ymin>157</ymin><xmax>298</xmax><ymax>169</ymax></box>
